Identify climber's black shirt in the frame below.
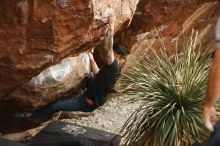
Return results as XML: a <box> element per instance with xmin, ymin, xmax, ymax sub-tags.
<box><xmin>84</xmin><ymin>59</ymin><xmax>121</xmax><ymax>106</ymax></box>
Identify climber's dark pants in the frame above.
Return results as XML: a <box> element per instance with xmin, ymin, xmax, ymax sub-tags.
<box><xmin>32</xmin><ymin>95</ymin><xmax>97</xmax><ymax>118</ymax></box>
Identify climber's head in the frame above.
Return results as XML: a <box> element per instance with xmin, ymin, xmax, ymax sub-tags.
<box><xmin>113</xmin><ymin>44</ymin><xmax>127</xmax><ymax>59</ymax></box>
<box><xmin>113</xmin><ymin>44</ymin><xmax>127</xmax><ymax>68</ymax></box>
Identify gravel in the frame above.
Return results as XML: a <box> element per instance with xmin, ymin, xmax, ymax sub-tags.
<box><xmin>60</xmin><ymin>93</ymin><xmax>141</xmax><ymax>145</ymax></box>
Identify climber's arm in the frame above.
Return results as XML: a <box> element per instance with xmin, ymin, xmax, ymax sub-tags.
<box><xmin>88</xmin><ymin>52</ymin><xmax>99</xmax><ymax>75</ymax></box>
<box><xmin>203</xmin><ymin>18</ymin><xmax>220</xmax><ymax>131</ymax></box>
<box><xmin>0</xmin><ymin>125</ymin><xmax>45</xmax><ymax>141</ymax></box>
<box><xmin>103</xmin><ymin>14</ymin><xmax>115</xmax><ymax>65</ymax></box>
<box><xmin>204</xmin><ymin>18</ymin><xmax>220</xmax><ymax>115</ymax></box>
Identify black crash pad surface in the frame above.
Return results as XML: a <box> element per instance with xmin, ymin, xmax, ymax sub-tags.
<box><xmin>24</xmin><ymin>121</ymin><xmax>121</xmax><ymax>146</ymax></box>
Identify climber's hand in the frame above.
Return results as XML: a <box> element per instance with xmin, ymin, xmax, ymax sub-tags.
<box><xmin>203</xmin><ymin>106</ymin><xmax>218</xmax><ymax>131</ymax></box>
<box><xmin>88</xmin><ymin>52</ymin><xmax>94</xmax><ymax>61</ymax></box>
<box><xmin>90</xmin><ymin>47</ymin><xmax>94</xmax><ymax>54</ymax></box>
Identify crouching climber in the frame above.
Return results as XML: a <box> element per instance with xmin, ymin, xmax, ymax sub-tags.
<box><xmin>16</xmin><ymin>14</ymin><xmax>127</xmax><ymax>118</ymax></box>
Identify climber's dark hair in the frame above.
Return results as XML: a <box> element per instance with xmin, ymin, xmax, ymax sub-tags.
<box><xmin>113</xmin><ymin>44</ymin><xmax>127</xmax><ymax>58</ymax></box>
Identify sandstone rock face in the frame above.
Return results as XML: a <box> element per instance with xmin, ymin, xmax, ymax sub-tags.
<box><xmin>10</xmin><ymin>53</ymin><xmax>90</xmax><ymax>109</ymax></box>
<box><xmin>115</xmin><ymin>0</ymin><xmax>220</xmax><ymax>76</ymax></box>
<box><xmin>0</xmin><ymin>0</ymin><xmax>139</xmax><ymax>108</ymax></box>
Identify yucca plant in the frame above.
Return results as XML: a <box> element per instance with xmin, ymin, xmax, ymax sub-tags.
<box><xmin>120</xmin><ymin>34</ymin><xmax>214</xmax><ymax>146</ymax></box>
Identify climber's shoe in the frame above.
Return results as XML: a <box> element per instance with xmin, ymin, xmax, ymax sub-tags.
<box><xmin>14</xmin><ymin>112</ymin><xmax>31</xmax><ymax>118</ymax></box>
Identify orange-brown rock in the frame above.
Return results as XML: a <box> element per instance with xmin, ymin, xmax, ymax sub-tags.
<box><xmin>116</xmin><ymin>0</ymin><xmax>220</xmax><ymax>68</ymax></box>
<box><xmin>117</xmin><ymin>0</ymin><xmax>220</xmax><ymax>51</ymax></box>
<box><xmin>9</xmin><ymin>53</ymin><xmax>91</xmax><ymax>109</ymax></box>
<box><xmin>0</xmin><ymin>0</ymin><xmax>139</xmax><ymax>108</ymax></box>
<box><xmin>115</xmin><ymin>0</ymin><xmax>220</xmax><ymax>89</ymax></box>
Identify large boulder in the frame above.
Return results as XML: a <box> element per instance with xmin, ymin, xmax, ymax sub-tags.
<box><xmin>115</xmin><ymin>0</ymin><xmax>220</xmax><ymax>89</ymax></box>
<box><xmin>9</xmin><ymin>53</ymin><xmax>90</xmax><ymax>109</ymax></box>
<box><xmin>116</xmin><ymin>0</ymin><xmax>220</xmax><ymax>69</ymax></box>
<box><xmin>0</xmin><ymin>0</ymin><xmax>139</xmax><ymax>109</ymax></box>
